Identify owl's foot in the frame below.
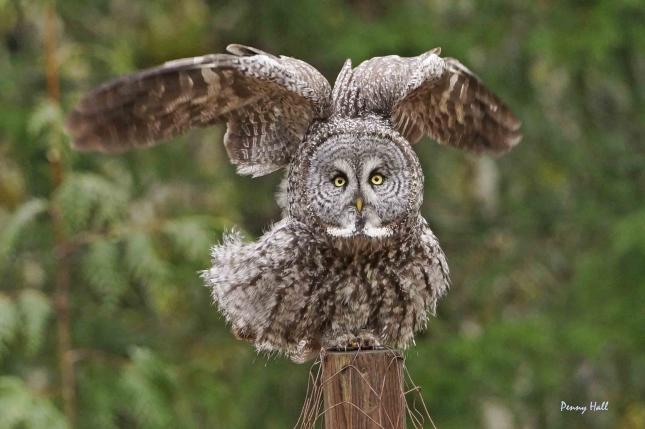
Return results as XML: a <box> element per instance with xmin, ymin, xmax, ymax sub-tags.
<box><xmin>324</xmin><ymin>331</ymin><xmax>383</xmax><ymax>352</ymax></box>
<box><xmin>289</xmin><ymin>339</ymin><xmax>321</xmax><ymax>364</ymax></box>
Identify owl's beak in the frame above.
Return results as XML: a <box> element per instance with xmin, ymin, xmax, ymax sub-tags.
<box><xmin>355</xmin><ymin>197</ymin><xmax>364</xmax><ymax>212</ymax></box>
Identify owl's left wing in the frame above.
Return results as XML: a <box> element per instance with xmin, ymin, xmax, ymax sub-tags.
<box><xmin>349</xmin><ymin>49</ymin><xmax>521</xmax><ymax>154</ymax></box>
<box><xmin>66</xmin><ymin>44</ymin><xmax>332</xmax><ymax>177</ymax></box>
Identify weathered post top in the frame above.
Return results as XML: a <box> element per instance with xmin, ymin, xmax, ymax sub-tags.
<box><xmin>322</xmin><ymin>349</ymin><xmax>406</xmax><ymax>429</ymax></box>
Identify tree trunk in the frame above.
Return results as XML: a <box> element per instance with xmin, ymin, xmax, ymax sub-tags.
<box><xmin>322</xmin><ymin>349</ymin><xmax>406</xmax><ymax>429</ymax></box>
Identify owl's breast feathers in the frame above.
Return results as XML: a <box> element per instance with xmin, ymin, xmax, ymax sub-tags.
<box><xmin>202</xmin><ymin>216</ymin><xmax>449</xmax><ymax>362</ymax></box>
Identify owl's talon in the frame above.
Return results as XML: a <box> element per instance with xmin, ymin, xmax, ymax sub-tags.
<box><xmin>324</xmin><ymin>331</ymin><xmax>382</xmax><ymax>352</ymax></box>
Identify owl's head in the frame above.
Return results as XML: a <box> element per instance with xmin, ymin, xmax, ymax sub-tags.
<box><xmin>288</xmin><ymin>118</ymin><xmax>423</xmax><ymax>240</ymax></box>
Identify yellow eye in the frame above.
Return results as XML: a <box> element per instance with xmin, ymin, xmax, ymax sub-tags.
<box><xmin>333</xmin><ymin>176</ymin><xmax>346</xmax><ymax>187</ymax></box>
<box><xmin>370</xmin><ymin>174</ymin><xmax>384</xmax><ymax>185</ymax></box>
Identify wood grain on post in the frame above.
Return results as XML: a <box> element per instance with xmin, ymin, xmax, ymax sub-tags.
<box><xmin>322</xmin><ymin>349</ymin><xmax>406</xmax><ymax>429</ymax></box>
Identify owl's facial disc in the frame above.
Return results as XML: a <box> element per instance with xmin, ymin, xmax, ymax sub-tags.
<box><xmin>306</xmin><ymin>134</ymin><xmax>419</xmax><ymax>239</ymax></box>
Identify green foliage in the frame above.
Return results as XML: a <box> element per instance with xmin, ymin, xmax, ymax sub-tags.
<box><xmin>162</xmin><ymin>216</ymin><xmax>216</xmax><ymax>262</ymax></box>
<box><xmin>0</xmin><ymin>294</ymin><xmax>18</xmax><ymax>357</ymax></box>
<box><xmin>82</xmin><ymin>240</ymin><xmax>128</xmax><ymax>308</ymax></box>
<box><xmin>0</xmin><ymin>290</ymin><xmax>50</xmax><ymax>359</ymax></box>
<box><xmin>119</xmin><ymin>348</ymin><xmax>178</xmax><ymax>429</ymax></box>
<box><xmin>53</xmin><ymin>173</ymin><xmax>129</xmax><ymax>234</ymax></box>
<box><xmin>124</xmin><ymin>232</ymin><xmax>168</xmax><ymax>285</ymax></box>
<box><xmin>16</xmin><ymin>289</ymin><xmax>51</xmax><ymax>355</ymax></box>
<box><xmin>0</xmin><ymin>199</ymin><xmax>47</xmax><ymax>275</ymax></box>
<box><xmin>0</xmin><ymin>376</ymin><xmax>67</xmax><ymax>429</ymax></box>
<box><xmin>0</xmin><ymin>0</ymin><xmax>643</xmax><ymax>428</ymax></box>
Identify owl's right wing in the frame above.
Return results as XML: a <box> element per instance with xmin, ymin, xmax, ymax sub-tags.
<box><xmin>345</xmin><ymin>49</ymin><xmax>521</xmax><ymax>154</ymax></box>
<box><xmin>66</xmin><ymin>44</ymin><xmax>332</xmax><ymax>177</ymax></box>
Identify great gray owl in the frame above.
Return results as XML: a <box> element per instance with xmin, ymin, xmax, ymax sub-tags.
<box><xmin>67</xmin><ymin>44</ymin><xmax>521</xmax><ymax>362</ymax></box>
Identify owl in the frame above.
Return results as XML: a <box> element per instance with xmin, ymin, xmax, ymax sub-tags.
<box><xmin>67</xmin><ymin>44</ymin><xmax>521</xmax><ymax>362</ymax></box>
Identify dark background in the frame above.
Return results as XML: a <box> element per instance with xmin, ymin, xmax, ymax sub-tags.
<box><xmin>1</xmin><ymin>1</ymin><xmax>644</xmax><ymax>428</ymax></box>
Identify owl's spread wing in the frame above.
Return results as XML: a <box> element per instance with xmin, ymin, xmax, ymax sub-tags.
<box><xmin>347</xmin><ymin>49</ymin><xmax>521</xmax><ymax>153</ymax></box>
<box><xmin>66</xmin><ymin>44</ymin><xmax>332</xmax><ymax>176</ymax></box>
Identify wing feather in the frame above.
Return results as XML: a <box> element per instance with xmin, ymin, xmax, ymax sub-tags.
<box><xmin>345</xmin><ymin>50</ymin><xmax>521</xmax><ymax>153</ymax></box>
<box><xmin>66</xmin><ymin>45</ymin><xmax>332</xmax><ymax>176</ymax></box>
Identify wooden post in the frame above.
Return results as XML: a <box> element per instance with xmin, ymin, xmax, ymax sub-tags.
<box><xmin>322</xmin><ymin>349</ymin><xmax>406</xmax><ymax>429</ymax></box>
